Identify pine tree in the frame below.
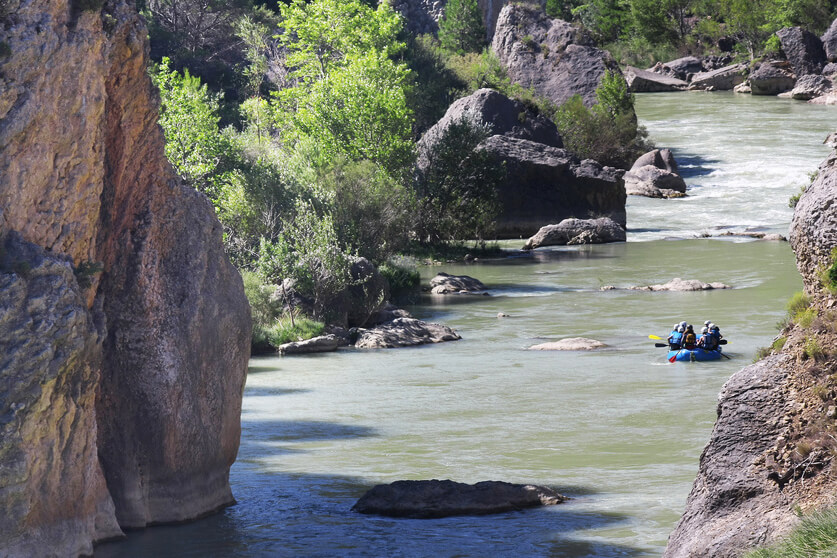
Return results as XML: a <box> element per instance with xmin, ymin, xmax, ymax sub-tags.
<box><xmin>438</xmin><ymin>0</ymin><xmax>487</xmax><ymax>55</ymax></box>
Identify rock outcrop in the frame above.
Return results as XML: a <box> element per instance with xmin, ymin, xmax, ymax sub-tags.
<box><xmin>417</xmin><ymin>88</ymin><xmax>562</xmax><ymax>170</ymax></box>
<box><xmin>491</xmin><ymin>4</ymin><xmax>626</xmax><ymax>109</ymax></box>
<box><xmin>663</xmin><ymin>356</ymin><xmax>799</xmax><ymax>557</ymax></box>
<box><xmin>659</xmin><ymin>56</ymin><xmax>705</xmax><ymax>81</ymax></box>
<box><xmin>352</xmin><ymin>479</ymin><xmax>565</xmax><ymax>518</ymax></box>
<box><xmin>0</xmin><ymin>1</ymin><xmax>250</xmax><ymax>554</ymax></box>
<box><xmin>824</xmin><ymin>18</ymin><xmax>837</xmax><ymax>62</ymax></box>
<box><xmin>429</xmin><ymin>272</ymin><xmax>488</xmax><ymax>294</ymax></box>
<box><xmin>689</xmin><ymin>64</ymin><xmax>748</xmax><ymax>91</ymax></box>
<box><xmin>602</xmin><ymin>278</ymin><xmax>732</xmax><ymax>291</ymax></box>
<box><xmin>278</xmin><ymin>334</ymin><xmax>342</xmax><ymax>355</ymax></box>
<box><xmin>748</xmin><ymin>61</ymin><xmax>796</xmax><ymax>96</ymax></box>
<box><xmin>476</xmin><ymin>135</ymin><xmax>626</xmax><ymax>238</ymax></box>
<box><xmin>791</xmin><ymin>74</ymin><xmax>832</xmax><ymax>100</ymax></box>
<box><xmin>624</xmin><ymin>66</ymin><xmax>688</xmax><ymax>92</ymax></box>
<box><xmin>522</xmin><ymin>217</ymin><xmax>625</xmax><ymax>249</ymax></box>
<box><xmin>354</xmin><ymin>317</ymin><xmax>462</xmax><ymax>349</ymax></box>
<box><xmin>790</xmin><ymin>150</ymin><xmax>837</xmax><ymax>291</ymax></box>
<box><xmin>777</xmin><ymin>26</ymin><xmax>826</xmax><ymax>77</ymax></box>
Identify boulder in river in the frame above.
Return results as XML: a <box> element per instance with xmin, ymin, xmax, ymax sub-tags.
<box><xmin>602</xmin><ymin>278</ymin><xmax>732</xmax><ymax>291</ymax></box>
<box><xmin>624</xmin><ymin>149</ymin><xmax>687</xmax><ymax>198</ymax></box>
<box><xmin>791</xmin><ymin>74</ymin><xmax>832</xmax><ymax>100</ymax></box>
<box><xmin>776</xmin><ymin>26</ymin><xmax>826</xmax><ymax>77</ymax></box>
<box><xmin>689</xmin><ymin>64</ymin><xmax>748</xmax><ymax>91</ymax></box>
<box><xmin>430</xmin><ymin>272</ymin><xmax>487</xmax><ymax>294</ymax></box>
<box><xmin>624</xmin><ymin>66</ymin><xmax>688</xmax><ymax>92</ymax></box>
<box><xmin>278</xmin><ymin>335</ymin><xmax>342</xmax><ymax>355</ymax></box>
<box><xmin>354</xmin><ymin>318</ymin><xmax>461</xmax><ymax>349</ymax></box>
<box><xmin>748</xmin><ymin>61</ymin><xmax>796</xmax><ymax>96</ymax></box>
<box><xmin>522</xmin><ymin>217</ymin><xmax>625</xmax><ymax>249</ymax></box>
<box><xmin>416</xmin><ymin>88</ymin><xmax>562</xmax><ymax>171</ymax></box>
<box><xmin>491</xmin><ymin>4</ymin><xmax>626</xmax><ymax>109</ymax></box>
<box><xmin>352</xmin><ymin>480</ymin><xmax>566</xmax><ymax>518</ymax></box>
<box><xmin>529</xmin><ymin>338</ymin><xmax>607</xmax><ymax>351</ymax></box>
<box><xmin>476</xmin><ymin>135</ymin><xmax>626</xmax><ymax>238</ymax></box>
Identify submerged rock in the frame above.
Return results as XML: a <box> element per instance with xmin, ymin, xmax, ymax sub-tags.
<box><xmin>529</xmin><ymin>338</ymin><xmax>607</xmax><ymax>351</ymax></box>
<box><xmin>430</xmin><ymin>272</ymin><xmax>488</xmax><ymax>294</ymax></box>
<box><xmin>354</xmin><ymin>318</ymin><xmax>461</xmax><ymax>349</ymax></box>
<box><xmin>602</xmin><ymin>278</ymin><xmax>732</xmax><ymax>291</ymax></box>
<box><xmin>352</xmin><ymin>480</ymin><xmax>566</xmax><ymax>518</ymax></box>
<box><xmin>476</xmin><ymin>135</ymin><xmax>626</xmax><ymax>238</ymax></box>
<box><xmin>522</xmin><ymin>217</ymin><xmax>625</xmax><ymax>249</ymax></box>
<box><xmin>663</xmin><ymin>356</ymin><xmax>798</xmax><ymax>557</ymax></box>
<box><xmin>491</xmin><ymin>4</ymin><xmax>626</xmax><ymax>109</ymax></box>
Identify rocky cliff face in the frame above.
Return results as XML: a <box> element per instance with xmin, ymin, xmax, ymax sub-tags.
<box><xmin>391</xmin><ymin>0</ymin><xmax>545</xmax><ymax>39</ymax></box>
<box><xmin>0</xmin><ymin>1</ymin><xmax>250</xmax><ymax>555</ymax></box>
<box><xmin>665</xmin><ymin>147</ymin><xmax>837</xmax><ymax>556</ymax></box>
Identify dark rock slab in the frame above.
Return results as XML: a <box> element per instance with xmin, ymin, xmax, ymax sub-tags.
<box><xmin>417</xmin><ymin>88</ymin><xmax>562</xmax><ymax>171</ymax></box>
<box><xmin>660</xmin><ymin>56</ymin><xmax>704</xmax><ymax>80</ymax></box>
<box><xmin>352</xmin><ymin>480</ymin><xmax>566</xmax><ymax>518</ymax></box>
<box><xmin>354</xmin><ymin>318</ymin><xmax>461</xmax><ymax>349</ymax></box>
<box><xmin>663</xmin><ymin>356</ymin><xmax>798</xmax><ymax>557</ymax></box>
<box><xmin>690</xmin><ymin>64</ymin><xmax>748</xmax><ymax>91</ymax></box>
<box><xmin>476</xmin><ymin>135</ymin><xmax>626</xmax><ymax>238</ymax></box>
<box><xmin>523</xmin><ymin>217</ymin><xmax>625</xmax><ymax>249</ymax></box>
<box><xmin>430</xmin><ymin>272</ymin><xmax>487</xmax><ymax>294</ymax></box>
<box><xmin>749</xmin><ymin>61</ymin><xmax>796</xmax><ymax>96</ymax></box>
<box><xmin>491</xmin><ymin>4</ymin><xmax>626</xmax><ymax>109</ymax></box>
<box><xmin>625</xmin><ymin>66</ymin><xmax>688</xmax><ymax>92</ymax></box>
<box><xmin>777</xmin><ymin>26</ymin><xmax>826</xmax><ymax>77</ymax></box>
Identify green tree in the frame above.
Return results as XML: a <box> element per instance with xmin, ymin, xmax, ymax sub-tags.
<box><xmin>438</xmin><ymin>0</ymin><xmax>487</xmax><ymax>55</ymax></box>
<box><xmin>272</xmin><ymin>0</ymin><xmax>414</xmax><ymax>176</ymax></box>
<box><xmin>572</xmin><ymin>0</ymin><xmax>633</xmax><ymax>43</ymax></box>
<box><xmin>630</xmin><ymin>0</ymin><xmax>693</xmax><ymax>44</ymax></box>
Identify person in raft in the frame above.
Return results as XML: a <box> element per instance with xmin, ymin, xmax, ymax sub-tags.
<box><xmin>683</xmin><ymin>324</ymin><xmax>697</xmax><ymax>350</ymax></box>
<box><xmin>668</xmin><ymin>323</ymin><xmax>684</xmax><ymax>350</ymax></box>
<box><xmin>709</xmin><ymin>323</ymin><xmax>723</xmax><ymax>345</ymax></box>
<box><xmin>697</xmin><ymin>326</ymin><xmax>716</xmax><ymax>350</ymax></box>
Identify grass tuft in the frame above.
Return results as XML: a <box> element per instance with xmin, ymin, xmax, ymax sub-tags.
<box><xmin>745</xmin><ymin>508</ymin><xmax>837</xmax><ymax>558</ymax></box>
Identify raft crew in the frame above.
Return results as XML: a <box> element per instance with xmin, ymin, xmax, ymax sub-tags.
<box><xmin>697</xmin><ymin>326</ymin><xmax>716</xmax><ymax>350</ymax></box>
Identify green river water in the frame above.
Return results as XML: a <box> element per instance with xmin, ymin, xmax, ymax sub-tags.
<box><xmin>97</xmin><ymin>93</ymin><xmax>835</xmax><ymax>557</ymax></box>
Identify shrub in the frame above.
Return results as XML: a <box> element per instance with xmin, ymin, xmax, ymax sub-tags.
<box><xmin>753</xmin><ymin>346</ymin><xmax>771</xmax><ymax>362</ymax></box>
<box><xmin>772</xmin><ymin>337</ymin><xmax>787</xmax><ymax>352</ymax></box>
<box><xmin>804</xmin><ymin>336</ymin><xmax>825</xmax><ymax>361</ymax></box>
<box><xmin>796</xmin><ymin>307</ymin><xmax>819</xmax><ymax>328</ymax></box>
<box><xmin>789</xmin><ymin>185</ymin><xmax>806</xmax><ymax>208</ymax></box>
<box><xmin>379</xmin><ymin>256</ymin><xmax>421</xmax><ymax>296</ymax></box>
<box><xmin>787</xmin><ymin>291</ymin><xmax>812</xmax><ymax>317</ymax></box>
<box><xmin>242</xmin><ymin>271</ymin><xmax>284</xmax><ymax>352</ymax></box>
<box><xmin>744</xmin><ymin>508</ymin><xmax>837</xmax><ymax>558</ymax></box>
<box><xmin>266</xmin><ymin>314</ymin><xmax>325</xmax><ymax>347</ymax></box>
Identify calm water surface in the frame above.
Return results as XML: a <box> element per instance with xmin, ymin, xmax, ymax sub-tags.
<box><xmin>97</xmin><ymin>93</ymin><xmax>835</xmax><ymax>557</ymax></box>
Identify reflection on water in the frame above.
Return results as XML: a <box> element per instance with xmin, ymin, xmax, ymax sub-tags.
<box><xmin>96</xmin><ymin>94</ymin><xmax>831</xmax><ymax>557</ymax></box>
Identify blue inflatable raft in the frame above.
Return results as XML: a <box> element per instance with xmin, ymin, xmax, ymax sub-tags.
<box><xmin>667</xmin><ymin>348</ymin><xmax>723</xmax><ymax>362</ymax></box>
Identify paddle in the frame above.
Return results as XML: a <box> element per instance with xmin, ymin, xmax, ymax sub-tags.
<box><xmin>654</xmin><ymin>343</ymin><xmax>668</xmax><ymax>347</ymax></box>
<box><xmin>669</xmin><ymin>350</ymin><xmax>681</xmax><ymax>363</ymax></box>
<box><xmin>649</xmin><ymin>334</ymin><xmax>664</xmax><ymax>340</ymax></box>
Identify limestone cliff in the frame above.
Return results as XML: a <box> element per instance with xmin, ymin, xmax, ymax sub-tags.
<box><xmin>0</xmin><ymin>1</ymin><xmax>250</xmax><ymax>555</ymax></box>
<box><xmin>664</xmin><ymin>149</ymin><xmax>837</xmax><ymax>556</ymax></box>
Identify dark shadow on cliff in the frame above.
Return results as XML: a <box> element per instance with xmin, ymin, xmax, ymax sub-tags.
<box><xmin>95</xmin><ymin>467</ymin><xmax>643</xmax><ymax>558</ymax></box>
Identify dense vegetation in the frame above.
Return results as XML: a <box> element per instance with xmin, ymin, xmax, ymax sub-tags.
<box><xmin>546</xmin><ymin>0</ymin><xmax>837</xmax><ymax>65</ymax></box>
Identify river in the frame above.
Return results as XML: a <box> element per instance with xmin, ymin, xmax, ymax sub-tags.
<box><xmin>96</xmin><ymin>93</ymin><xmax>835</xmax><ymax>557</ymax></box>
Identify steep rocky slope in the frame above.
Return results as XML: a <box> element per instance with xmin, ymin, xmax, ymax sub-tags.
<box><xmin>0</xmin><ymin>1</ymin><xmax>250</xmax><ymax>555</ymax></box>
<box><xmin>664</xmin><ymin>149</ymin><xmax>837</xmax><ymax>556</ymax></box>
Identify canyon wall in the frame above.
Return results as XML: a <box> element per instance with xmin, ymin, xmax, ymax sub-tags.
<box><xmin>0</xmin><ymin>0</ymin><xmax>250</xmax><ymax>555</ymax></box>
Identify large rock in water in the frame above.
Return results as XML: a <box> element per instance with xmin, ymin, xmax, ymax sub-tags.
<box><xmin>624</xmin><ymin>149</ymin><xmax>687</xmax><ymax>198</ymax></box>
<box><xmin>689</xmin><ymin>64</ymin><xmax>748</xmax><ymax>91</ymax></box>
<box><xmin>790</xmin><ymin>150</ymin><xmax>837</xmax><ymax>291</ymax></box>
<box><xmin>416</xmin><ymin>88</ymin><xmax>562</xmax><ymax>170</ymax></box>
<box><xmin>354</xmin><ymin>317</ymin><xmax>462</xmax><ymax>349</ymax></box>
<box><xmin>429</xmin><ymin>272</ymin><xmax>488</xmax><ymax>294</ymax></box>
<box><xmin>523</xmin><ymin>217</ymin><xmax>625</xmax><ymax>249</ymax></box>
<box><xmin>491</xmin><ymin>4</ymin><xmax>626</xmax><ymax>109</ymax></box>
<box><xmin>791</xmin><ymin>74</ymin><xmax>832</xmax><ymax>100</ymax></box>
<box><xmin>663</xmin><ymin>356</ymin><xmax>798</xmax><ymax>557</ymax></box>
<box><xmin>476</xmin><ymin>135</ymin><xmax>626</xmax><ymax>238</ymax></box>
<box><xmin>749</xmin><ymin>61</ymin><xmax>796</xmax><ymax>96</ymax></box>
<box><xmin>352</xmin><ymin>480</ymin><xmax>566</xmax><ymax>518</ymax></box>
<box><xmin>776</xmin><ymin>26</ymin><xmax>826</xmax><ymax>77</ymax></box>
<box><xmin>0</xmin><ymin>1</ymin><xmax>250</xmax><ymax>554</ymax></box>
<box><xmin>624</xmin><ymin>66</ymin><xmax>688</xmax><ymax>92</ymax></box>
